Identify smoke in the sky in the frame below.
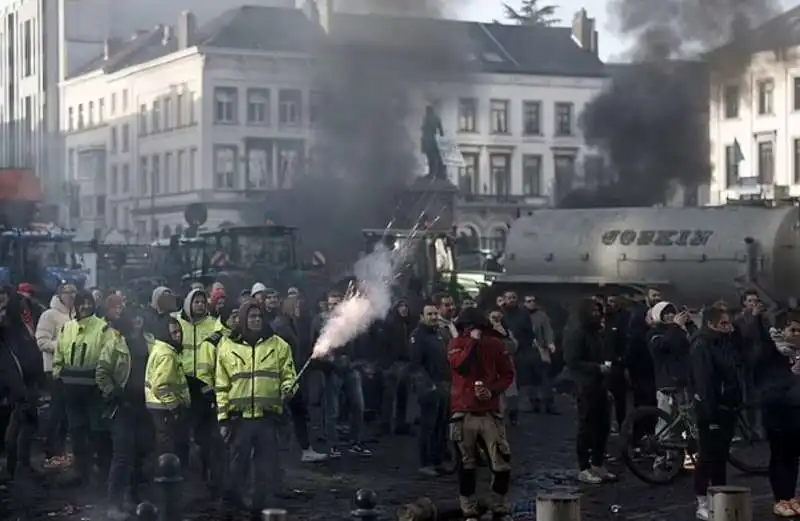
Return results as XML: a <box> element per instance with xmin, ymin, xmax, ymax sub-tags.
<box><xmin>572</xmin><ymin>0</ymin><xmax>780</xmax><ymax>207</ymax></box>
<box><xmin>274</xmin><ymin>0</ymin><xmax>471</xmax><ymax>265</ymax></box>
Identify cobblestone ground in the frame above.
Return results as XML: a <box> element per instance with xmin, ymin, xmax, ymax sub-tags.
<box><xmin>3</xmin><ymin>395</ymin><xmax>774</xmax><ymax>521</ymax></box>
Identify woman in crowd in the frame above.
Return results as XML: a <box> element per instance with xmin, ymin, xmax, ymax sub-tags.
<box><xmin>756</xmin><ymin>314</ymin><xmax>800</xmax><ymax>517</ymax></box>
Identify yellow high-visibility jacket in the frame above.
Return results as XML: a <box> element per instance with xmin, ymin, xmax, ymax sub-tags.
<box><xmin>215</xmin><ymin>332</ymin><xmax>296</xmax><ymax>422</ymax></box>
<box><xmin>196</xmin><ymin>327</ymin><xmax>231</xmax><ymax>394</ymax></box>
<box><xmin>53</xmin><ymin>315</ymin><xmax>115</xmax><ymax>386</ymax></box>
<box><xmin>96</xmin><ymin>331</ymin><xmax>154</xmax><ymax>399</ymax></box>
<box><xmin>175</xmin><ymin>304</ymin><xmax>220</xmax><ymax>385</ymax></box>
<box><xmin>144</xmin><ymin>340</ymin><xmax>190</xmax><ymax>411</ymax></box>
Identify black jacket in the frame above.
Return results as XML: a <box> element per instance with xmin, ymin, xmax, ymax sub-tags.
<box><xmin>648</xmin><ymin>323</ymin><xmax>692</xmax><ymax>389</ymax></box>
<box><xmin>503</xmin><ymin>305</ymin><xmax>534</xmax><ymax>353</ymax></box>
<box><xmin>563</xmin><ymin>302</ymin><xmax>607</xmax><ymax>390</ymax></box>
<box><xmin>410</xmin><ymin>323</ymin><xmax>450</xmax><ymax>388</ymax></box>
<box><xmin>690</xmin><ymin>328</ymin><xmax>743</xmax><ymax>423</ymax></box>
<box><xmin>605</xmin><ymin>309</ymin><xmax>630</xmax><ymax>366</ymax></box>
<box><xmin>0</xmin><ymin>296</ymin><xmax>45</xmax><ymax>405</ymax></box>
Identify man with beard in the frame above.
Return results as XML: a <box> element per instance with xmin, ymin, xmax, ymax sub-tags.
<box><xmin>434</xmin><ymin>293</ymin><xmax>458</xmax><ymax>345</ymax></box>
<box><xmin>144</xmin><ymin>317</ymin><xmax>190</xmax><ymax>468</ymax></box>
<box><xmin>53</xmin><ymin>290</ymin><xmax>115</xmax><ymax>485</ymax></box>
<box><xmin>216</xmin><ymin>301</ymin><xmax>297</xmax><ymax>516</ymax></box>
<box><xmin>175</xmin><ymin>288</ymin><xmax>221</xmax><ymax>486</ymax></box>
<box><xmin>379</xmin><ymin>299</ymin><xmax>414</xmax><ymax>436</ymax></box>
<box><xmin>564</xmin><ymin>298</ymin><xmax>616</xmax><ymax>485</ymax></box>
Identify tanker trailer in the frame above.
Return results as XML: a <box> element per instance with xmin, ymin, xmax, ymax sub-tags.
<box><xmin>495</xmin><ymin>205</ymin><xmax>800</xmax><ymax>307</ymax></box>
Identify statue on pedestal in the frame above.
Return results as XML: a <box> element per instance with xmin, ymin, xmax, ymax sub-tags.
<box><xmin>421</xmin><ymin>105</ymin><xmax>446</xmax><ymax>180</ymax></box>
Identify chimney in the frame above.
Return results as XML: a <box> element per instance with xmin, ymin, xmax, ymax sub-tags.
<box><xmin>571</xmin><ymin>8</ymin><xmax>598</xmax><ymax>54</ymax></box>
<box><xmin>303</xmin><ymin>0</ymin><xmax>333</xmax><ymax>33</ymax></box>
<box><xmin>177</xmin><ymin>11</ymin><xmax>196</xmax><ymax>49</ymax></box>
<box><xmin>103</xmin><ymin>37</ymin><xmax>121</xmax><ymax>60</ymax></box>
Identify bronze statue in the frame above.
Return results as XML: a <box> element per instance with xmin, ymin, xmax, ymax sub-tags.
<box><xmin>421</xmin><ymin>105</ymin><xmax>446</xmax><ymax>180</ymax></box>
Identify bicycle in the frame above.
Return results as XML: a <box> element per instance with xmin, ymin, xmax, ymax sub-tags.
<box><xmin>619</xmin><ymin>386</ymin><xmax>768</xmax><ymax>485</ymax></box>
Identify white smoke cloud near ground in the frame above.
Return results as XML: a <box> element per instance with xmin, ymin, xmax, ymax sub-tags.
<box><xmin>311</xmin><ymin>243</ymin><xmax>399</xmax><ymax>357</ymax></box>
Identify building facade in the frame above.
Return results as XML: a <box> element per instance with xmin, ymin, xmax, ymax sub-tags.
<box><xmin>60</xmin><ymin>2</ymin><xmax>607</xmax><ymax>243</ymax></box>
<box><xmin>708</xmin><ymin>6</ymin><xmax>800</xmax><ymax>204</ymax></box>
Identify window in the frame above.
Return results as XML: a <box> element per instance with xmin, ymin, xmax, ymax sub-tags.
<box><xmin>189</xmin><ymin>148</ymin><xmax>197</xmax><ymax>190</ymax></box>
<box><xmin>78</xmin><ymin>104</ymin><xmax>84</xmax><ymax>129</ymax></box>
<box><xmin>163</xmin><ymin>97</ymin><xmax>172</xmax><ymax>129</ymax></box>
<box><xmin>757</xmin><ymin>80</ymin><xmax>774</xmax><ymax>115</ymax></box>
<box><xmin>138</xmin><ymin>104</ymin><xmax>147</xmax><ymax>134</ymax></box>
<box><xmin>176</xmin><ymin>150</ymin><xmax>184</xmax><ymax>192</ymax></box>
<box><xmin>554</xmin><ymin>154</ymin><xmax>576</xmax><ymax>197</ymax></box>
<box><xmin>277</xmin><ymin>145</ymin><xmax>300</xmax><ymax>188</ymax></box>
<box><xmin>247</xmin><ymin>88</ymin><xmax>270</xmax><ymax>124</ymax></box>
<box><xmin>489</xmin><ymin>153</ymin><xmax>511</xmax><ymax>195</ymax></box>
<box><xmin>522</xmin><ymin>101</ymin><xmax>541</xmax><ymax>135</ymax></box>
<box><xmin>490</xmin><ymin>99</ymin><xmax>509</xmax><ymax>134</ymax></box>
<box><xmin>724</xmin><ymin>85</ymin><xmax>739</xmax><ymax>118</ymax></box>
<box><xmin>522</xmin><ymin>155</ymin><xmax>542</xmax><ymax>195</ymax></box>
<box><xmin>214</xmin><ymin>146</ymin><xmax>237</xmax><ymax>188</ymax></box>
<box><xmin>151</xmin><ymin>154</ymin><xmax>160</xmax><ymax>194</ymax></box>
<box><xmin>121</xmin><ymin>164</ymin><xmax>129</xmax><ymax>193</ymax></box>
<box><xmin>187</xmin><ymin>91</ymin><xmax>195</xmax><ymax>124</ymax></box>
<box><xmin>110</xmin><ymin>165</ymin><xmax>118</xmax><ymax>195</ymax></box>
<box><xmin>139</xmin><ymin>156</ymin><xmax>148</xmax><ymax>194</ymax></box>
<box><xmin>151</xmin><ymin>100</ymin><xmax>160</xmax><ymax>132</ymax></box>
<box><xmin>794</xmin><ymin>79</ymin><xmax>800</xmax><ymax>112</ymax></box>
<box><xmin>68</xmin><ymin>149</ymin><xmax>75</xmax><ymax>179</ymax></box>
<box><xmin>279</xmin><ymin>89</ymin><xmax>302</xmax><ymax>125</ymax></box>
<box><xmin>176</xmin><ymin>92</ymin><xmax>183</xmax><ymax>126</ymax></box>
<box><xmin>110</xmin><ymin>127</ymin><xmax>118</xmax><ymax>153</ymax></box>
<box><xmin>164</xmin><ymin>152</ymin><xmax>173</xmax><ymax>192</ymax></box>
<box><xmin>758</xmin><ymin>141</ymin><xmax>774</xmax><ymax>184</ymax></box>
<box><xmin>110</xmin><ymin>206</ymin><xmax>118</xmax><ymax>229</ymax></box>
<box><xmin>122</xmin><ymin>89</ymin><xmax>128</xmax><ymax>112</ymax></box>
<box><xmin>96</xmin><ymin>195</ymin><xmax>106</xmax><ymax>216</ymax></box>
<box><xmin>725</xmin><ymin>144</ymin><xmax>740</xmax><ymax>186</ymax></box>
<box><xmin>98</xmin><ymin>98</ymin><xmax>104</xmax><ymax>122</ymax></box>
<box><xmin>22</xmin><ymin>19</ymin><xmax>31</xmax><ymax>76</ymax></box>
<box><xmin>214</xmin><ymin>87</ymin><xmax>237</xmax><ymax>123</ymax></box>
<box><xmin>309</xmin><ymin>91</ymin><xmax>321</xmax><ymax>124</ymax></box>
<box><xmin>458</xmin><ymin>98</ymin><xmax>477</xmax><ymax>132</ymax></box>
<box><xmin>794</xmin><ymin>139</ymin><xmax>800</xmax><ymax>184</ymax></box>
<box><xmin>247</xmin><ymin>148</ymin><xmax>273</xmax><ymax>188</ymax></box>
<box><xmin>110</xmin><ymin>93</ymin><xmax>116</xmax><ymax>115</ymax></box>
<box><xmin>67</xmin><ymin>107</ymin><xmax>74</xmax><ymax>131</ymax></box>
<box><xmin>88</xmin><ymin>101</ymin><xmax>94</xmax><ymax>125</ymax></box>
<box><xmin>121</xmin><ymin>124</ymin><xmax>129</xmax><ymax>153</ymax></box>
<box><xmin>458</xmin><ymin>152</ymin><xmax>478</xmax><ymax>193</ymax></box>
<box><xmin>555</xmin><ymin>102</ymin><xmax>573</xmax><ymax>136</ymax></box>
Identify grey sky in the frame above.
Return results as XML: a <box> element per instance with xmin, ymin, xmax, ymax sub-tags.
<box><xmin>460</xmin><ymin>0</ymin><xmax>798</xmax><ymax>62</ymax></box>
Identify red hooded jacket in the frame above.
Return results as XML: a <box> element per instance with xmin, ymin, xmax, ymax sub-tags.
<box><xmin>448</xmin><ymin>328</ymin><xmax>515</xmax><ymax>414</ymax></box>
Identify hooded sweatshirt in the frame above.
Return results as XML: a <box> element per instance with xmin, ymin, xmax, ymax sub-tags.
<box><xmin>647</xmin><ymin>301</ymin><xmax>692</xmax><ymax>389</ymax></box>
<box><xmin>176</xmin><ymin>288</ymin><xmax>220</xmax><ymax>383</ymax></box>
<box><xmin>35</xmin><ymin>295</ymin><xmax>72</xmax><ymax>372</ymax></box>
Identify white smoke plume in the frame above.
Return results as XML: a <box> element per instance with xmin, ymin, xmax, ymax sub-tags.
<box><xmin>311</xmin><ymin>243</ymin><xmax>398</xmax><ymax>358</ymax></box>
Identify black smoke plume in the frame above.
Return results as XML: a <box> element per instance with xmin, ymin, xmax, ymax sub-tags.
<box><xmin>272</xmin><ymin>0</ymin><xmax>471</xmax><ymax>267</ymax></box>
<box><xmin>570</xmin><ymin>0</ymin><xmax>779</xmax><ymax>208</ymax></box>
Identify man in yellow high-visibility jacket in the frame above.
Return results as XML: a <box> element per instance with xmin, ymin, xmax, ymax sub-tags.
<box><xmin>175</xmin><ymin>288</ymin><xmax>220</xmax><ymax>482</ymax></box>
<box><xmin>216</xmin><ymin>301</ymin><xmax>296</xmax><ymax>515</ymax></box>
<box><xmin>53</xmin><ymin>290</ymin><xmax>116</xmax><ymax>484</ymax></box>
<box><xmin>144</xmin><ymin>316</ymin><xmax>190</xmax><ymax>468</ymax></box>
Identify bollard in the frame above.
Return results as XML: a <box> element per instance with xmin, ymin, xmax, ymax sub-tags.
<box><xmin>536</xmin><ymin>493</ymin><xmax>580</xmax><ymax>521</ymax></box>
<box><xmin>136</xmin><ymin>501</ymin><xmax>158</xmax><ymax>521</ymax></box>
<box><xmin>262</xmin><ymin>508</ymin><xmax>288</xmax><ymax>521</ymax></box>
<box><xmin>352</xmin><ymin>488</ymin><xmax>378</xmax><ymax>520</ymax></box>
<box><xmin>707</xmin><ymin>486</ymin><xmax>751</xmax><ymax>521</ymax></box>
<box><xmin>153</xmin><ymin>453</ymin><xmax>184</xmax><ymax>521</ymax></box>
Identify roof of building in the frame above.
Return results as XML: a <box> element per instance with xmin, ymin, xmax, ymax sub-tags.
<box><xmin>68</xmin><ymin>4</ymin><xmax>605</xmax><ymax>80</ymax></box>
<box><xmin>707</xmin><ymin>5</ymin><xmax>800</xmax><ymax>59</ymax></box>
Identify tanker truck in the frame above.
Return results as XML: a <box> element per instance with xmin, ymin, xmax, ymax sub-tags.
<box><xmin>491</xmin><ymin>203</ymin><xmax>800</xmax><ymax>308</ymax></box>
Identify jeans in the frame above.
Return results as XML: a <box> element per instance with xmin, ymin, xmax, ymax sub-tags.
<box><xmin>322</xmin><ymin>368</ymin><xmax>364</xmax><ymax>445</ymax></box>
<box><xmin>768</xmin><ymin>428</ymin><xmax>800</xmax><ymax>501</ymax></box>
<box><xmin>418</xmin><ymin>386</ymin><xmax>448</xmax><ymax>467</ymax></box>
<box><xmin>380</xmin><ymin>362</ymin><xmax>410</xmax><ymax>432</ymax></box>
<box><xmin>694</xmin><ymin>414</ymin><xmax>735</xmax><ymax>496</ymax></box>
<box><xmin>576</xmin><ymin>387</ymin><xmax>610</xmax><ymax>470</ymax></box>
<box><xmin>43</xmin><ymin>374</ymin><xmax>67</xmax><ymax>457</ymax></box>
<box><xmin>64</xmin><ymin>385</ymin><xmax>112</xmax><ymax>481</ymax></box>
<box><xmin>224</xmin><ymin>416</ymin><xmax>282</xmax><ymax>513</ymax></box>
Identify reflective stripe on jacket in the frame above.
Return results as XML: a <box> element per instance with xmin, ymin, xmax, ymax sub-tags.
<box><xmin>144</xmin><ymin>340</ymin><xmax>190</xmax><ymax>411</ymax></box>
<box><xmin>176</xmin><ymin>315</ymin><xmax>219</xmax><ymax>384</ymax></box>
<box><xmin>215</xmin><ymin>333</ymin><xmax>296</xmax><ymax>422</ymax></box>
<box><xmin>96</xmin><ymin>331</ymin><xmax>153</xmax><ymax>398</ymax></box>
<box><xmin>197</xmin><ymin>329</ymin><xmax>230</xmax><ymax>394</ymax></box>
<box><xmin>53</xmin><ymin>315</ymin><xmax>111</xmax><ymax>385</ymax></box>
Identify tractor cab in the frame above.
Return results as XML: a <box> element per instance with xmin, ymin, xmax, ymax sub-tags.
<box><xmin>150</xmin><ymin>235</ymin><xmax>206</xmax><ymax>288</ymax></box>
<box><xmin>362</xmin><ymin>228</ymin><xmax>456</xmax><ymax>296</ymax></box>
<box><xmin>0</xmin><ymin>225</ymin><xmax>85</xmax><ymax>292</ymax></box>
<box><xmin>200</xmin><ymin>225</ymin><xmax>298</xmax><ymax>273</ymax></box>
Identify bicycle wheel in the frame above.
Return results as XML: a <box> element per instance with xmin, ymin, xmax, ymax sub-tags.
<box><xmin>620</xmin><ymin>406</ymin><xmax>689</xmax><ymax>485</ymax></box>
<box><xmin>728</xmin><ymin>408</ymin><xmax>769</xmax><ymax>475</ymax></box>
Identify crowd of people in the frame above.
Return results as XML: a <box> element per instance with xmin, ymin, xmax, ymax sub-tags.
<box><xmin>2</xmin><ymin>278</ymin><xmax>800</xmax><ymax>521</ymax></box>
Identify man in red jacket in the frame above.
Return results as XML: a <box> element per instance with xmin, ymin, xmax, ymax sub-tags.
<box><xmin>448</xmin><ymin>308</ymin><xmax>515</xmax><ymax>520</ymax></box>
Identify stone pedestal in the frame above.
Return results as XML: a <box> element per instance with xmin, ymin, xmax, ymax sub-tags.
<box><xmin>398</xmin><ymin>176</ymin><xmax>458</xmax><ymax>232</ymax></box>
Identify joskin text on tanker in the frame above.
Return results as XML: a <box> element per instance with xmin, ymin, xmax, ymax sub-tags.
<box><xmin>601</xmin><ymin>229</ymin><xmax>714</xmax><ymax>247</ymax></box>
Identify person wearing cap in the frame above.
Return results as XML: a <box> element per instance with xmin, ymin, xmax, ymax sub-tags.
<box><xmin>53</xmin><ymin>290</ymin><xmax>117</xmax><ymax>485</ymax></box>
<box><xmin>35</xmin><ymin>283</ymin><xmax>75</xmax><ymax>463</ymax></box>
<box><xmin>209</xmin><ymin>284</ymin><xmax>226</xmax><ymax>318</ymax></box>
<box><xmin>251</xmin><ymin>283</ymin><xmax>280</xmax><ymax>323</ymax></box>
<box><xmin>144</xmin><ymin>286</ymin><xmax>177</xmax><ymax>337</ymax></box>
<box><xmin>176</xmin><ymin>288</ymin><xmax>221</xmax><ymax>486</ymax></box>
